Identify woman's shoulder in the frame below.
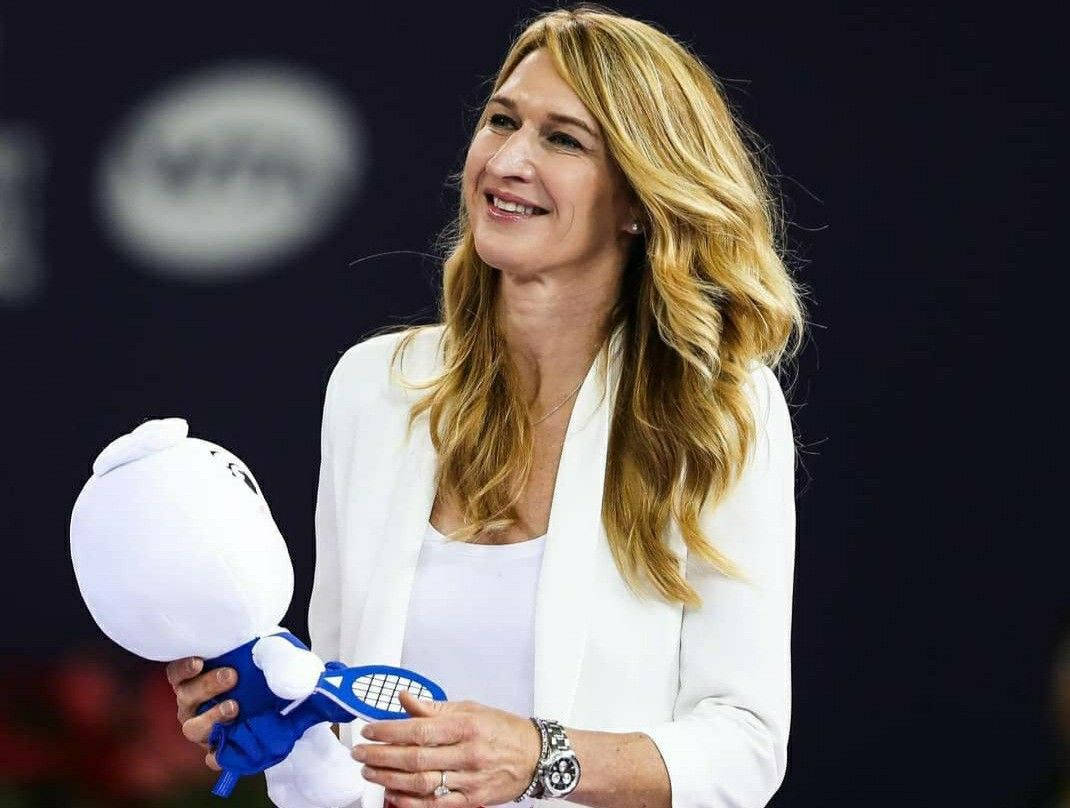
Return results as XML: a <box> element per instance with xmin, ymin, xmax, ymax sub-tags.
<box><xmin>737</xmin><ymin>358</ymin><xmax>794</xmax><ymax>452</ymax></box>
<box><xmin>741</xmin><ymin>359</ymin><xmax>795</xmax><ymax>466</ymax></box>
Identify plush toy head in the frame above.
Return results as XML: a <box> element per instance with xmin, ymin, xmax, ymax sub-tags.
<box><xmin>69</xmin><ymin>418</ymin><xmax>294</xmax><ymax>662</ymax></box>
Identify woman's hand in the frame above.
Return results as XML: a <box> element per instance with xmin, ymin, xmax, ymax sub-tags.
<box><xmin>165</xmin><ymin>656</ymin><xmax>239</xmax><ymax>771</ymax></box>
<box><xmin>351</xmin><ymin>690</ymin><xmax>541</xmax><ymax>808</ymax></box>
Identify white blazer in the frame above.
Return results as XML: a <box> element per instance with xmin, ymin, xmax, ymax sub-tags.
<box><xmin>308</xmin><ymin>323</ymin><xmax>796</xmax><ymax>808</ymax></box>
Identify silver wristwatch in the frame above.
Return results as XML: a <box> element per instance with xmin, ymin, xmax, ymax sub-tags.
<box><xmin>515</xmin><ymin>717</ymin><xmax>581</xmax><ymax>801</ymax></box>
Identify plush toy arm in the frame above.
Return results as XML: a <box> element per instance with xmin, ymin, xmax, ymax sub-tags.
<box><xmin>284</xmin><ymin>722</ymin><xmax>368</xmax><ymax>807</ymax></box>
<box><xmin>252</xmin><ymin>635</ymin><xmax>327</xmax><ymax>700</ymax></box>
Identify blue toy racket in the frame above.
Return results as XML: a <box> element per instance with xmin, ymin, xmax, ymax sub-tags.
<box><xmin>280</xmin><ymin>663</ymin><xmax>448</xmax><ymax>722</ymax></box>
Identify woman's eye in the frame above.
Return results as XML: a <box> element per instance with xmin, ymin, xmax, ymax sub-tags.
<box><xmin>551</xmin><ymin>133</ymin><xmax>582</xmax><ymax>149</ymax></box>
<box><xmin>487</xmin><ymin>114</ymin><xmax>582</xmax><ymax>150</ymax></box>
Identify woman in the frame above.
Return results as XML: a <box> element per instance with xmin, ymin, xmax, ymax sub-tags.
<box><xmin>168</xmin><ymin>5</ymin><xmax>807</xmax><ymax>807</ymax></box>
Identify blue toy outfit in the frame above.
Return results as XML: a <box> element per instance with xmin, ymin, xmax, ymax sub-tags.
<box><xmin>196</xmin><ymin>630</ymin><xmax>355</xmax><ymax>797</ymax></box>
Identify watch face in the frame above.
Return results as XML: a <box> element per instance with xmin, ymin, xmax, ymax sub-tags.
<box><xmin>545</xmin><ymin>756</ymin><xmax>580</xmax><ymax>795</ymax></box>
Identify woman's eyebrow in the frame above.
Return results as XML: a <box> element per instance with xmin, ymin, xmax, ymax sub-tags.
<box><xmin>488</xmin><ymin>94</ymin><xmax>601</xmax><ymax>141</ymax></box>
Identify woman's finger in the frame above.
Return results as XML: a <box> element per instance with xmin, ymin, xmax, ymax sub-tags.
<box><xmin>175</xmin><ymin>667</ymin><xmax>238</xmax><ymax>722</ymax></box>
<box><xmin>165</xmin><ymin>657</ymin><xmax>203</xmax><ymax>689</ymax></box>
<box><xmin>182</xmin><ymin>698</ymin><xmax>239</xmax><ymax>745</ymax></box>
<box><xmin>206</xmin><ymin>749</ymin><xmax>221</xmax><ymax>771</ymax></box>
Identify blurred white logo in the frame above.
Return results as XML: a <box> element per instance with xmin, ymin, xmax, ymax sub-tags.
<box><xmin>95</xmin><ymin>60</ymin><xmax>365</xmax><ymax>280</ymax></box>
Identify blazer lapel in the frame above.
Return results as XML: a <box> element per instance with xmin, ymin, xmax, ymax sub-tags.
<box><xmin>348</xmin><ymin>324</ymin><xmax>625</xmax><ymax>726</ymax></box>
<box><xmin>531</xmin><ymin>326</ymin><xmax>622</xmax><ymax>722</ymax></box>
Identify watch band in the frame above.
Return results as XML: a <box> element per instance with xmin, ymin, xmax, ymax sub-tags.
<box><xmin>539</xmin><ymin>719</ymin><xmax>580</xmax><ymax>798</ymax></box>
<box><xmin>514</xmin><ymin>717</ymin><xmax>580</xmax><ymax>801</ymax></box>
<box><xmin>516</xmin><ymin>718</ymin><xmax>548</xmax><ymax>800</ymax></box>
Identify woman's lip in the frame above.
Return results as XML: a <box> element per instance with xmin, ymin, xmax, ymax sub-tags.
<box><xmin>484</xmin><ymin>193</ymin><xmax>550</xmax><ymax>221</ymax></box>
<box><xmin>485</xmin><ymin>192</ymin><xmax>549</xmax><ymax>214</ymax></box>
<box><xmin>489</xmin><ymin>190</ymin><xmax>543</xmax><ymax>208</ymax></box>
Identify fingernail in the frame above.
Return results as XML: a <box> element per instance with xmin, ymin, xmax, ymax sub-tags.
<box><xmin>189</xmin><ymin>658</ymin><xmax>203</xmax><ymax>674</ymax></box>
<box><xmin>221</xmin><ymin>700</ymin><xmax>236</xmax><ymax>717</ymax></box>
<box><xmin>217</xmin><ymin>668</ymin><xmax>232</xmax><ymax>684</ymax></box>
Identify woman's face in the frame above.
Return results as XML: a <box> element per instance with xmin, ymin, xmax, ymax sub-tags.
<box><xmin>463</xmin><ymin>48</ymin><xmax>636</xmax><ymax>280</ymax></box>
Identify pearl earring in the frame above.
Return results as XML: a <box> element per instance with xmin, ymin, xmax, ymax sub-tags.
<box><xmin>629</xmin><ymin>222</ymin><xmax>641</xmax><ymax>233</ymax></box>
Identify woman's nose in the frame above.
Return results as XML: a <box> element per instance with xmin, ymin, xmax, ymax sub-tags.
<box><xmin>486</xmin><ymin>131</ymin><xmax>537</xmax><ymax>179</ymax></box>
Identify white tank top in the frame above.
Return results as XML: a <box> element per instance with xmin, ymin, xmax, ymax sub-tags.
<box><xmin>399</xmin><ymin>521</ymin><xmax>547</xmax><ymax>808</ymax></box>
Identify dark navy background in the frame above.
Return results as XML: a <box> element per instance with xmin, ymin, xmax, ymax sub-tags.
<box><xmin>0</xmin><ymin>3</ymin><xmax>1054</xmax><ymax>806</ymax></box>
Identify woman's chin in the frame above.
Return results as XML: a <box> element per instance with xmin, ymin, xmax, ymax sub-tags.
<box><xmin>473</xmin><ymin>244</ymin><xmax>538</xmax><ymax>274</ymax></box>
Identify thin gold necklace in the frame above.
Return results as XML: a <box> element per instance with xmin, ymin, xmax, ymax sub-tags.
<box><xmin>529</xmin><ymin>345</ymin><xmax>602</xmax><ymax>426</ymax></box>
<box><xmin>530</xmin><ymin>376</ymin><xmax>585</xmax><ymax>425</ymax></box>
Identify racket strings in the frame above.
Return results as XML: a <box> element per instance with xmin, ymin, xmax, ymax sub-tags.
<box><xmin>353</xmin><ymin>673</ymin><xmax>433</xmax><ymax>712</ymax></box>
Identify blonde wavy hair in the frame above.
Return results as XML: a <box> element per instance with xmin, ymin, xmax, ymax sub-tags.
<box><xmin>369</xmin><ymin>3</ymin><xmax>809</xmax><ymax>608</ymax></box>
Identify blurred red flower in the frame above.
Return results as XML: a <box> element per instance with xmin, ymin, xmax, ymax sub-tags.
<box><xmin>0</xmin><ymin>647</ymin><xmax>213</xmax><ymax>800</ymax></box>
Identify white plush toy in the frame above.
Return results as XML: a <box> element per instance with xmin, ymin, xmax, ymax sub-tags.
<box><xmin>68</xmin><ymin>417</ymin><xmax>446</xmax><ymax>807</ymax></box>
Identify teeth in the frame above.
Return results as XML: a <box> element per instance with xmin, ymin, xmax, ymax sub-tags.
<box><xmin>492</xmin><ymin>195</ymin><xmax>539</xmax><ymax>216</ymax></box>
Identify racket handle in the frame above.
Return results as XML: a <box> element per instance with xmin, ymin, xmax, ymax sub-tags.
<box><xmin>211</xmin><ymin>769</ymin><xmax>240</xmax><ymax>797</ymax></box>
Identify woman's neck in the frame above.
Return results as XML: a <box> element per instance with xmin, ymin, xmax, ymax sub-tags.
<box><xmin>494</xmin><ymin>269</ymin><xmax>620</xmax><ymax>409</ymax></box>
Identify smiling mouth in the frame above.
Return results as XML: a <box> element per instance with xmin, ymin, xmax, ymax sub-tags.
<box><xmin>484</xmin><ymin>193</ymin><xmax>550</xmax><ymax>215</ymax></box>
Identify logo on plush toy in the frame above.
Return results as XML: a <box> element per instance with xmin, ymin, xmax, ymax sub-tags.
<box><xmin>69</xmin><ymin>417</ymin><xmax>447</xmax><ymax>806</ymax></box>
<box><xmin>209</xmin><ymin>448</ymin><xmax>260</xmax><ymax>496</ymax></box>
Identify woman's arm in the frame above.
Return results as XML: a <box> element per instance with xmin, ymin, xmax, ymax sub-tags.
<box><xmin>557</xmin><ymin>727</ymin><xmax>671</xmax><ymax>808</ymax></box>
<box><xmin>632</xmin><ymin>363</ymin><xmax>797</xmax><ymax>808</ymax></box>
